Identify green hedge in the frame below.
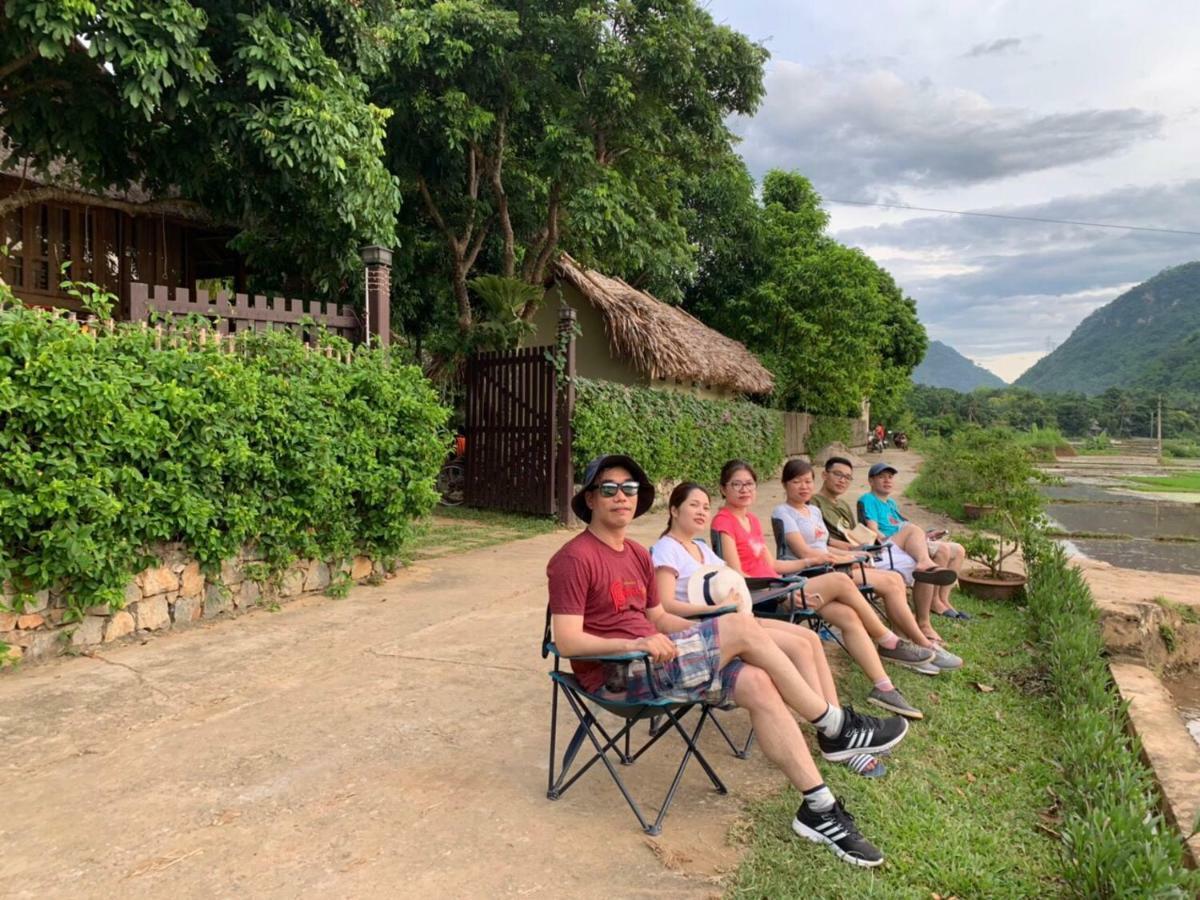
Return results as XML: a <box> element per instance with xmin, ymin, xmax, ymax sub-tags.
<box><xmin>0</xmin><ymin>302</ymin><xmax>449</xmax><ymax>619</ymax></box>
<box><xmin>572</xmin><ymin>378</ymin><xmax>784</xmax><ymax>488</ymax></box>
<box><xmin>1023</xmin><ymin>530</ymin><xmax>1200</xmax><ymax>897</ymax></box>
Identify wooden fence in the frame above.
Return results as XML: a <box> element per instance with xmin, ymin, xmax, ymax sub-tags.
<box><xmin>129</xmin><ymin>282</ymin><xmax>361</xmax><ymax>342</ymax></box>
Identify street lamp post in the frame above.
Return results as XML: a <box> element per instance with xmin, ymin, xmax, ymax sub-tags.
<box><xmin>359</xmin><ymin>245</ymin><xmax>393</xmax><ymax>349</ymax></box>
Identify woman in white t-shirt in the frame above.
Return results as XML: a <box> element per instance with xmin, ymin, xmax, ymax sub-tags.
<box><xmin>650</xmin><ymin>482</ymin><xmax>923</xmax><ymax>752</ymax></box>
<box><xmin>773</xmin><ymin>459</ymin><xmax>962</xmax><ymax>673</ymax></box>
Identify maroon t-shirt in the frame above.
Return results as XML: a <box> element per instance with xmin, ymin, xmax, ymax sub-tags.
<box><xmin>547</xmin><ymin>530</ymin><xmax>660</xmax><ymax>692</ymax></box>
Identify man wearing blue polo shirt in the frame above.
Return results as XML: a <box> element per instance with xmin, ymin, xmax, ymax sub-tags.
<box><xmin>859</xmin><ymin>463</ymin><xmax>970</xmax><ymax>635</ymax></box>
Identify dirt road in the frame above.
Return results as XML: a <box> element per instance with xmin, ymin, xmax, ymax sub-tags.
<box><xmin>11</xmin><ymin>459</ymin><xmax>901</xmax><ymax>899</ymax></box>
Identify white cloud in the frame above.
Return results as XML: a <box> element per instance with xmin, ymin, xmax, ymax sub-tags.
<box><xmin>731</xmin><ymin>62</ymin><xmax>1163</xmax><ymax>198</ymax></box>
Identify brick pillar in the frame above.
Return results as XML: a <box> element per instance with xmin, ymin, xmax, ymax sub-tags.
<box><xmin>360</xmin><ymin>245</ymin><xmax>393</xmax><ymax>348</ymax></box>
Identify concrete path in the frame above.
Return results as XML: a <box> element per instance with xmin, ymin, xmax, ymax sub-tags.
<box><xmin>5</xmin><ymin>456</ymin><xmax>916</xmax><ymax>899</ymax></box>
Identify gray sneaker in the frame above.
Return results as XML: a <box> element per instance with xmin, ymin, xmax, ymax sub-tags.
<box><xmin>930</xmin><ymin>645</ymin><xmax>963</xmax><ymax>670</ymax></box>
<box><xmin>877</xmin><ymin>639</ymin><xmax>936</xmax><ymax>670</ymax></box>
<box><xmin>868</xmin><ymin>687</ymin><xmax>924</xmax><ymax>720</ymax></box>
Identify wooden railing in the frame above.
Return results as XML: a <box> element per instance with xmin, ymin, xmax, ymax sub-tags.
<box><xmin>128</xmin><ymin>282</ymin><xmax>361</xmax><ymax>342</ymax></box>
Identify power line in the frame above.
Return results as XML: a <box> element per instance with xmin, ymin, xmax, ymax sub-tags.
<box><xmin>823</xmin><ymin>198</ymin><xmax>1200</xmax><ymax>237</ymax></box>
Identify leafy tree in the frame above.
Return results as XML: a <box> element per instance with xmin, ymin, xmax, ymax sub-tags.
<box><xmin>1</xmin><ymin>1</ymin><xmax>401</xmax><ymax>293</ymax></box>
<box><xmin>684</xmin><ymin>169</ymin><xmax>926</xmax><ymax>415</ymax></box>
<box><xmin>377</xmin><ymin>0</ymin><xmax>767</xmax><ymax>333</ymax></box>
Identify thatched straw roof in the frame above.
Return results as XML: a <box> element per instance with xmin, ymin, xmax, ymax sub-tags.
<box><xmin>553</xmin><ymin>254</ymin><xmax>774</xmax><ymax>395</ymax></box>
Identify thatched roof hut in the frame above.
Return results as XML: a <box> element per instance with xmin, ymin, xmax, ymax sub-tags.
<box><xmin>536</xmin><ymin>254</ymin><xmax>773</xmax><ymax>397</ymax></box>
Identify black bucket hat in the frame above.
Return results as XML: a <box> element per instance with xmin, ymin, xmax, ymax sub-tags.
<box><xmin>571</xmin><ymin>454</ymin><xmax>655</xmax><ymax>523</ymax></box>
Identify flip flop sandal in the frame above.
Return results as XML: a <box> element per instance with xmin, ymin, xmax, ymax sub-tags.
<box><xmin>938</xmin><ymin>609</ymin><xmax>970</xmax><ymax>620</ymax></box>
<box><xmin>913</xmin><ymin>567</ymin><xmax>958</xmax><ymax>586</ymax></box>
<box><xmin>845</xmin><ymin>754</ymin><xmax>887</xmax><ymax>778</ymax></box>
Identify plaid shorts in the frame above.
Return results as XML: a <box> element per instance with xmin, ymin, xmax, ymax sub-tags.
<box><xmin>619</xmin><ymin>619</ymin><xmax>744</xmax><ymax>706</ymax></box>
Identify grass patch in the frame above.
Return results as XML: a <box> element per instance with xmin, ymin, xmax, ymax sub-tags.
<box><xmin>408</xmin><ymin>506</ymin><xmax>558</xmax><ymax>560</ymax></box>
<box><xmin>1124</xmin><ymin>472</ymin><xmax>1200</xmax><ymax>492</ymax></box>
<box><xmin>728</xmin><ymin>595</ymin><xmax>1065</xmax><ymax>899</ymax></box>
<box><xmin>1152</xmin><ymin>595</ymin><xmax>1200</xmax><ymax>625</ymax></box>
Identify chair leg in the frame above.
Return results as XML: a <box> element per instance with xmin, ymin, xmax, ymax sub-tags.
<box><xmin>708</xmin><ymin>710</ymin><xmax>753</xmax><ymax>759</ymax></box>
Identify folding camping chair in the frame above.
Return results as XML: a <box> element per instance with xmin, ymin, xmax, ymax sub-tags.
<box><xmin>770</xmin><ymin>517</ymin><xmax>888</xmax><ymax>621</ymax></box>
<box><xmin>543</xmin><ymin>608</ymin><xmax>730</xmax><ymax>835</ymax></box>
<box><xmin>708</xmin><ymin>529</ymin><xmax>833</xmax><ymax>633</ymax></box>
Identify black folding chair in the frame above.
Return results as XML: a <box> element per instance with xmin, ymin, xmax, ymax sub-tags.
<box><xmin>708</xmin><ymin>530</ymin><xmax>835</xmax><ymax>634</ymax></box>
<box><xmin>770</xmin><ymin>517</ymin><xmax>889</xmax><ymax>622</ymax></box>
<box><xmin>543</xmin><ymin>609</ymin><xmax>729</xmax><ymax>835</ymax></box>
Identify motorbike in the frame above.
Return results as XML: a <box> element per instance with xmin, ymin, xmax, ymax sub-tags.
<box><xmin>867</xmin><ymin>433</ymin><xmax>887</xmax><ymax>453</ymax></box>
<box><xmin>893</xmin><ymin>431</ymin><xmax>909</xmax><ymax>451</ymax></box>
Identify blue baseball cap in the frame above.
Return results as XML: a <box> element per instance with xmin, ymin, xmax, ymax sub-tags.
<box><xmin>868</xmin><ymin>462</ymin><xmax>898</xmax><ymax>478</ymax></box>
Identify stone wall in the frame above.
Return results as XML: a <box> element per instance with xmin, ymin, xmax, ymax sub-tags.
<box><xmin>0</xmin><ymin>545</ymin><xmax>383</xmax><ymax>665</ymax></box>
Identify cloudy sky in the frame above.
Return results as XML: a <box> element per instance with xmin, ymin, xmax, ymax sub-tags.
<box><xmin>705</xmin><ymin>1</ymin><xmax>1200</xmax><ymax>380</ymax></box>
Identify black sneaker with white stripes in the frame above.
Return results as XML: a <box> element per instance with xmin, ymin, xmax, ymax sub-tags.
<box><xmin>793</xmin><ymin>799</ymin><xmax>884</xmax><ymax>868</ymax></box>
<box><xmin>817</xmin><ymin>705</ymin><xmax>908</xmax><ymax>761</ymax></box>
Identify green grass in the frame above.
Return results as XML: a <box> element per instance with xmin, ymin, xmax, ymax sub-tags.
<box><xmin>407</xmin><ymin>505</ymin><xmax>559</xmax><ymax>560</ymax></box>
<box><xmin>1124</xmin><ymin>472</ymin><xmax>1200</xmax><ymax>492</ymax></box>
<box><xmin>728</xmin><ymin>596</ymin><xmax>1065</xmax><ymax>899</ymax></box>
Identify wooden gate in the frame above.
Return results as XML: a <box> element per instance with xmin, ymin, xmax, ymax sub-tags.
<box><xmin>464</xmin><ymin>347</ymin><xmax>559</xmax><ymax>515</ymax></box>
<box><xmin>464</xmin><ymin>309</ymin><xmax>576</xmax><ymax>520</ymax></box>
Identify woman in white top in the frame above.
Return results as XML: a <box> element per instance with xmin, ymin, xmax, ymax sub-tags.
<box><xmin>650</xmin><ymin>482</ymin><xmax>923</xmax><ymax>742</ymax></box>
<box><xmin>774</xmin><ymin>459</ymin><xmax>962</xmax><ymax>674</ymax></box>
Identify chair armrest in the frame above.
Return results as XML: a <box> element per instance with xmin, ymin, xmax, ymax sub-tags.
<box><xmin>544</xmin><ymin>641</ymin><xmax>649</xmax><ymax>662</ymax></box>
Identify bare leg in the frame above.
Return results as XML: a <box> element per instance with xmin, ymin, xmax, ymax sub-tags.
<box><xmin>715</xmin><ymin>615</ymin><xmax>828</xmax><ymax>722</ymax></box>
<box><xmin>931</xmin><ymin>543</ymin><xmax>955</xmax><ymax>614</ymax></box>
<box><xmin>760</xmin><ymin>619</ymin><xmax>838</xmax><ymax>702</ymax></box>
<box><xmin>810</xmin><ymin>599</ymin><xmax>890</xmax><ymax>683</ymax></box>
<box><xmin>732</xmin><ymin>666</ymin><xmax>823</xmax><ymax>791</ymax></box>
<box><xmin>889</xmin><ymin>522</ymin><xmax>937</xmax><ymax>568</ymax></box>
<box><xmin>910</xmin><ymin>582</ymin><xmax>940</xmax><ymax>644</ymax></box>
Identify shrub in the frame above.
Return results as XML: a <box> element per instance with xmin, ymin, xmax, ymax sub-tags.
<box><xmin>571</xmin><ymin>378</ymin><xmax>783</xmax><ymax>488</ymax></box>
<box><xmin>0</xmin><ymin>301</ymin><xmax>449</xmax><ymax>619</ymax></box>
<box><xmin>1023</xmin><ymin>530</ymin><xmax>1200</xmax><ymax>897</ymax></box>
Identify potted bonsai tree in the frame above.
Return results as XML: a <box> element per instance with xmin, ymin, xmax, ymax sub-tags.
<box><xmin>956</xmin><ymin>432</ymin><xmax>1045</xmax><ymax>601</ymax></box>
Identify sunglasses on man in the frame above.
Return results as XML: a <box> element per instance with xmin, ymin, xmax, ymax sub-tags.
<box><xmin>589</xmin><ymin>480</ymin><xmax>640</xmax><ymax>498</ymax></box>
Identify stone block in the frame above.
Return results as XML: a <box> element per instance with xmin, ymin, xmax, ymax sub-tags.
<box><xmin>140</xmin><ymin>565</ymin><xmax>179</xmax><ymax>598</ymax></box>
<box><xmin>16</xmin><ymin>613</ymin><xmax>45</xmax><ymax>630</ymax></box>
<box><xmin>71</xmin><ymin>615</ymin><xmax>106</xmax><ymax>648</ymax></box>
<box><xmin>0</xmin><ymin>612</ymin><xmax>15</xmax><ymax>632</ymax></box>
<box><xmin>26</xmin><ymin>590</ymin><xmax>51</xmax><ymax>613</ymax></box>
<box><xmin>350</xmin><ymin>556</ymin><xmax>373</xmax><ymax>580</ymax></box>
<box><xmin>220</xmin><ymin>557</ymin><xmax>244</xmax><ymax>587</ymax></box>
<box><xmin>304</xmin><ymin>561</ymin><xmax>331</xmax><ymax>593</ymax></box>
<box><xmin>204</xmin><ymin>583</ymin><xmax>233</xmax><ymax>618</ymax></box>
<box><xmin>104</xmin><ymin>611</ymin><xmax>135</xmax><ymax>642</ymax></box>
<box><xmin>279</xmin><ymin>566</ymin><xmax>306</xmax><ymax>598</ymax></box>
<box><xmin>85</xmin><ymin>603</ymin><xmax>114</xmax><ymax>617</ymax></box>
<box><xmin>0</xmin><ymin>642</ymin><xmax>22</xmax><ymax>665</ymax></box>
<box><xmin>47</xmin><ymin>608</ymin><xmax>68</xmax><ymax>626</ymax></box>
<box><xmin>179</xmin><ymin>562</ymin><xmax>205</xmax><ymax>600</ymax></box>
<box><xmin>123</xmin><ymin>579</ymin><xmax>142</xmax><ymax>607</ymax></box>
<box><xmin>172</xmin><ymin>595</ymin><xmax>203</xmax><ymax>625</ymax></box>
<box><xmin>134</xmin><ymin>597</ymin><xmax>170</xmax><ymax>631</ymax></box>
<box><xmin>237</xmin><ymin>581</ymin><xmax>262</xmax><ymax>609</ymax></box>
<box><xmin>22</xmin><ymin>630</ymin><xmax>61</xmax><ymax>662</ymax></box>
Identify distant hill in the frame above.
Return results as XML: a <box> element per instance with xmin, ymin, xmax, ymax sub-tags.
<box><xmin>912</xmin><ymin>340</ymin><xmax>1007</xmax><ymax>391</ymax></box>
<box><xmin>1016</xmin><ymin>262</ymin><xmax>1200</xmax><ymax>395</ymax></box>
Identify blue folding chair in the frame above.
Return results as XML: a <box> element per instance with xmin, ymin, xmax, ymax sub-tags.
<box><xmin>543</xmin><ymin>608</ymin><xmax>730</xmax><ymax>835</ymax></box>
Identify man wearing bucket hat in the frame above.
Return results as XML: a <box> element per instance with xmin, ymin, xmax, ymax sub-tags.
<box><xmin>548</xmin><ymin>454</ymin><xmax>908</xmax><ymax>867</ymax></box>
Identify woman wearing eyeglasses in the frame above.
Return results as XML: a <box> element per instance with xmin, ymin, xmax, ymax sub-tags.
<box><xmin>652</xmin><ymin>481</ymin><xmax>923</xmax><ymax>736</ymax></box>
<box><xmin>712</xmin><ymin>460</ymin><xmax>934</xmax><ymax>717</ymax></box>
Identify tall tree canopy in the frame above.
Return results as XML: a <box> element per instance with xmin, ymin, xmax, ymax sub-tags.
<box><xmin>377</xmin><ymin>0</ymin><xmax>767</xmax><ymax>333</ymax></box>
<box><xmin>683</xmin><ymin>168</ymin><xmax>928</xmax><ymax>416</ymax></box>
<box><xmin>1</xmin><ymin>0</ymin><xmax>401</xmax><ymax>292</ymax></box>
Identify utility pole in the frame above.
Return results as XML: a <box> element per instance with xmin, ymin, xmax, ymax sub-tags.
<box><xmin>1157</xmin><ymin>395</ymin><xmax>1163</xmax><ymax>464</ymax></box>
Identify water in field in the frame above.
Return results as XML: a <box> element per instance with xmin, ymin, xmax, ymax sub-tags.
<box><xmin>1042</xmin><ymin>481</ymin><xmax>1200</xmax><ymax>575</ymax></box>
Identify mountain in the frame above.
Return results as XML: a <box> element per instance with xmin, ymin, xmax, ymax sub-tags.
<box><xmin>912</xmin><ymin>340</ymin><xmax>1007</xmax><ymax>391</ymax></box>
<box><xmin>1016</xmin><ymin>262</ymin><xmax>1200</xmax><ymax>395</ymax></box>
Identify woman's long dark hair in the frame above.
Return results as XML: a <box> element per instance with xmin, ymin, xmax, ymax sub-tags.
<box><xmin>662</xmin><ymin>481</ymin><xmax>710</xmax><ymax>536</ymax></box>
